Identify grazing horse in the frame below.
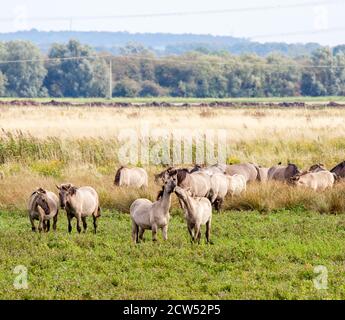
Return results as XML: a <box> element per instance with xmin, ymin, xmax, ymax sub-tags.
<box><xmin>114</xmin><ymin>166</ymin><xmax>148</xmax><ymax>188</ymax></box>
<box><xmin>330</xmin><ymin>161</ymin><xmax>345</xmax><ymax>178</ymax></box>
<box><xmin>226</xmin><ymin>174</ymin><xmax>247</xmax><ymax>197</ymax></box>
<box><xmin>268</xmin><ymin>163</ymin><xmax>300</xmax><ymax>182</ymax></box>
<box><xmin>155</xmin><ymin>167</ymin><xmax>211</xmax><ymax>198</ymax></box>
<box><xmin>256</xmin><ymin>167</ymin><xmax>270</xmax><ymax>182</ymax></box>
<box><xmin>170</xmin><ymin>169</ymin><xmax>211</xmax><ymax>198</ymax></box>
<box><xmin>290</xmin><ymin>170</ymin><xmax>335</xmax><ymax>191</ymax></box>
<box><xmin>225</xmin><ymin>163</ymin><xmax>259</xmax><ymax>183</ymax></box>
<box><xmin>208</xmin><ymin>173</ymin><xmax>228</xmax><ymax>211</ymax></box>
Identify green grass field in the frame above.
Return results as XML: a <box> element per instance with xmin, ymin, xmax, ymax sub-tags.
<box><xmin>1</xmin><ymin>99</ymin><xmax>345</xmax><ymax>300</ymax></box>
<box><xmin>1</xmin><ymin>208</ymin><xmax>345</xmax><ymax>300</ymax></box>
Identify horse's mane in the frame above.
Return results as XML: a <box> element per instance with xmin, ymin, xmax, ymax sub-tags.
<box><xmin>156</xmin><ymin>188</ymin><xmax>164</xmax><ymax>201</ymax></box>
<box><xmin>176</xmin><ymin>169</ymin><xmax>189</xmax><ymax>185</ymax></box>
<box><xmin>299</xmin><ymin>171</ymin><xmax>310</xmax><ymax>176</ymax></box>
<box><xmin>114</xmin><ymin>166</ymin><xmax>125</xmax><ymax>186</ymax></box>
<box><xmin>331</xmin><ymin>161</ymin><xmax>345</xmax><ymax>173</ymax></box>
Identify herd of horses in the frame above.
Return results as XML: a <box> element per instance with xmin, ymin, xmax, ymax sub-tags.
<box><xmin>28</xmin><ymin>160</ymin><xmax>345</xmax><ymax>244</ymax></box>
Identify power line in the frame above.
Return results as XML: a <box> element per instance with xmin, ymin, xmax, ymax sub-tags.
<box><xmin>0</xmin><ymin>54</ymin><xmax>110</xmax><ymax>64</ymax></box>
<box><xmin>0</xmin><ymin>0</ymin><xmax>342</xmax><ymax>22</ymax></box>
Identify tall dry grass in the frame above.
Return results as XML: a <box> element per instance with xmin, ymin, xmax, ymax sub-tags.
<box><xmin>2</xmin><ymin>106</ymin><xmax>345</xmax><ymax>167</ymax></box>
<box><xmin>1</xmin><ymin>106</ymin><xmax>345</xmax><ymax>143</ymax></box>
<box><xmin>1</xmin><ymin>105</ymin><xmax>345</xmax><ymax>215</ymax></box>
<box><xmin>224</xmin><ymin>181</ymin><xmax>345</xmax><ymax>214</ymax></box>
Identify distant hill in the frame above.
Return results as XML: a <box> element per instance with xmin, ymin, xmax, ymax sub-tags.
<box><xmin>0</xmin><ymin>29</ymin><xmax>324</xmax><ymax>57</ymax></box>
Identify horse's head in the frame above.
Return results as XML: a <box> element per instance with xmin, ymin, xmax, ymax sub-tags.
<box><xmin>33</xmin><ymin>188</ymin><xmax>50</xmax><ymax>215</ymax></box>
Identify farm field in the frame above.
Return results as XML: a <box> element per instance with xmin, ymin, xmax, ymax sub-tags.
<box><xmin>1</xmin><ymin>99</ymin><xmax>345</xmax><ymax>300</ymax></box>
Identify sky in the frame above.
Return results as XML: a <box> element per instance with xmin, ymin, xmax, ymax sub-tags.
<box><xmin>0</xmin><ymin>0</ymin><xmax>344</xmax><ymax>45</ymax></box>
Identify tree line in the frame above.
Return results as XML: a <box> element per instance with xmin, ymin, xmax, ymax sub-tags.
<box><xmin>0</xmin><ymin>39</ymin><xmax>344</xmax><ymax>98</ymax></box>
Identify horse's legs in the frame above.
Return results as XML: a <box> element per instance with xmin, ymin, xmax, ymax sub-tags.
<box><xmin>82</xmin><ymin>216</ymin><xmax>87</xmax><ymax>233</ymax></box>
<box><xmin>216</xmin><ymin>198</ymin><xmax>223</xmax><ymax>212</ymax></box>
<box><xmin>38</xmin><ymin>212</ymin><xmax>44</xmax><ymax>233</ymax></box>
<box><xmin>139</xmin><ymin>227</ymin><xmax>145</xmax><ymax>242</ymax></box>
<box><xmin>53</xmin><ymin>212</ymin><xmax>58</xmax><ymax>231</ymax></box>
<box><xmin>46</xmin><ymin>220</ymin><xmax>51</xmax><ymax>232</ymax></box>
<box><xmin>76</xmin><ymin>214</ymin><xmax>82</xmax><ymax>234</ymax></box>
<box><xmin>152</xmin><ymin>224</ymin><xmax>158</xmax><ymax>242</ymax></box>
<box><xmin>187</xmin><ymin>223</ymin><xmax>194</xmax><ymax>242</ymax></box>
<box><xmin>162</xmin><ymin>225</ymin><xmax>168</xmax><ymax>241</ymax></box>
<box><xmin>131</xmin><ymin>222</ymin><xmax>139</xmax><ymax>243</ymax></box>
<box><xmin>206</xmin><ymin>220</ymin><xmax>211</xmax><ymax>243</ymax></box>
<box><xmin>178</xmin><ymin>198</ymin><xmax>185</xmax><ymax>211</ymax></box>
<box><xmin>93</xmin><ymin>216</ymin><xmax>98</xmax><ymax>234</ymax></box>
<box><xmin>197</xmin><ymin>230</ymin><xmax>202</xmax><ymax>244</ymax></box>
<box><xmin>67</xmin><ymin>214</ymin><xmax>73</xmax><ymax>233</ymax></box>
<box><xmin>194</xmin><ymin>225</ymin><xmax>201</xmax><ymax>244</ymax></box>
<box><xmin>29</xmin><ymin>214</ymin><xmax>36</xmax><ymax>232</ymax></box>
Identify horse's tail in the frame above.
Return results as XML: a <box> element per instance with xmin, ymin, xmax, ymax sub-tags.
<box><xmin>253</xmin><ymin>164</ymin><xmax>261</xmax><ymax>181</ymax></box>
<box><xmin>114</xmin><ymin>166</ymin><xmax>125</xmax><ymax>186</ymax></box>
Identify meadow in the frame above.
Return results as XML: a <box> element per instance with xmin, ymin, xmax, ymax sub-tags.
<box><xmin>1</xmin><ymin>208</ymin><xmax>345</xmax><ymax>300</ymax></box>
<box><xmin>1</xmin><ymin>99</ymin><xmax>345</xmax><ymax>300</ymax></box>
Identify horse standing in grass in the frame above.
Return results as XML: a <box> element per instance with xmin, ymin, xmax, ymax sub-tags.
<box><xmin>174</xmin><ymin>186</ymin><xmax>212</xmax><ymax>244</ymax></box>
<box><xmin>57</xmin><ymin>183</ymin><xmax>101</xmax><ymax>234</ymax></box>
<box><xmin>130</xmin><ymin>176</ymin><xmax>176</xmax><ymax>243</ymax></box>
<box><xmin>28</xmin><ymin>188</ymin><xmax>59</xmax><ymax>232</ymax></box>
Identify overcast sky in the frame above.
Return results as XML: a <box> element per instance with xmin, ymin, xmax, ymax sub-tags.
<box><xmin>0</xmin><ymin>0</ymin><xmax>344</xmax><ymax>45</ymax></box>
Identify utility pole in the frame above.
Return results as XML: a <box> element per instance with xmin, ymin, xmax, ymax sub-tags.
<box><xmin>69</xmin><ymin>17</ymin><xmax>73</xmax><ymax>31</ymax></box>
<box><xmin>108</xmin><ymin>58</ymin><xmax>112</xmax><ymax>99</ymax></box>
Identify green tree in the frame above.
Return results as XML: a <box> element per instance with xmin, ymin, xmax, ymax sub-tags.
<box><xmin>0</xmin><ymin>41</ymin><xmax>46</xmax><ymax>97</ymax></box>
<box><xmin>44</xmin><ymin>40</ymin><xmax>108</xmax><ymax>97</ymax></box>
<box><xmin>301</xmin><ymin>48</ymin><xmax>340</xmax><ymax>96</ymax></box>
<box><xmin>263</xmin><ymin>54</ymin><xmax>300</xmax><ymax>96</ymax></box>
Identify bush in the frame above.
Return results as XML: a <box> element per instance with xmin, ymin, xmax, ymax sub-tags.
<box><xmin>112</xmin><ymin>79</ymin><xmax>141</xmax><ymax>97</ymax></box>
<box><xmin>30</xmin><ymin>160</ymin><xmax>64</xmax><ymax>178</ymax></box>
<box><xmin>139</xmin><ymin>80</ymin><xmax>165</xmax><ymax>97</ymax></box>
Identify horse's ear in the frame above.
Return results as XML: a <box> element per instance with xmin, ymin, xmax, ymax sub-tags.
<box><xmin>169</xmin><ymin>169</ymin><xmax>177</xmax><ymax>176</ymax></box>
<box><xmin>56</xmin><ymin>184</ymin><xmax>61</xmax><ymax>190</ymax></box>
<box><xmin>69</xmin><ymin>187</ymin><xmax>77</xmax><ymax>196</ymax></box>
